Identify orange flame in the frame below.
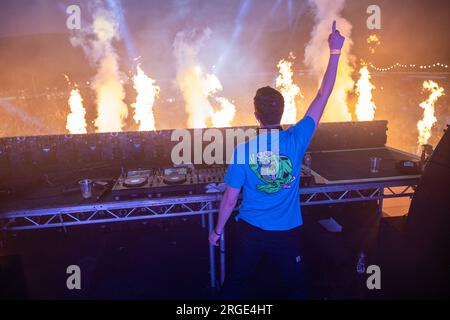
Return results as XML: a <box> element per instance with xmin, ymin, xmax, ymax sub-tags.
<box><xmin>79</xmin><ymin>6</ymin><xmax>128</xmax><ymax>133</ymax></box>
<box><xmin>178</xmin><ymin>64</ymin><xmax>235</xmax><ymax>128</ymax></box>
<box><xmin>131</xmin><ymin>65</ymin><xmax>160</xmax><ymax>131</ymax></box>
<box><xmin>276</xmin><ymin>53</ymin><xmax>302</xmax><ymax>125</ymax></box>
<box><xmin>355</xmin><ymin>66</ymin><xmax>376</xmax><ymax>121</ymax></box>
<box><xmin>367</xmin><ymin>34</ymin><xmax>381</xmax><ymax>54</ymax></box>
<box><xmin>212</xmin><ymin>97</ymin><xmax>237</xmax><ymax>128</ymax></box>
<box><xmin>66</xmin><ymin>88</ymin><xmax>87</xmax><ymax>134</ymax></box>
<box><xmin>173</xmin><ymin>29</ymin><xmax>236</xmax><ymax>128</ymax></box>
<box><xmin>417</xmin><ymin>80</ymin><xmax>444</xmax><ymax>146</ymax></box>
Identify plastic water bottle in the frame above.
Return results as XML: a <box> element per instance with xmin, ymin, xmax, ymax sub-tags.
<box><xmin>304</xmin><ymin>152</ymin><xmax>312</xmax><ymax>174</ymax></box>
<box><xmin>356</xmin><ymin>252</ymin><xmax>366</xmax><ymax>274</ymax></box>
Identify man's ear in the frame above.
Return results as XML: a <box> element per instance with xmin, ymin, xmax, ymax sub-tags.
<box><xmin>254</xmin><ymin>111</ymin><xmax>261</xmax><ymax>126</ymax></box>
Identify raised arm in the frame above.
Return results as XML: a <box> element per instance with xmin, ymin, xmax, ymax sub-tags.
<box><xmin>305</xmin><ymin>20</ymin><xmax>345</xmax><ymax>126</ymax></box>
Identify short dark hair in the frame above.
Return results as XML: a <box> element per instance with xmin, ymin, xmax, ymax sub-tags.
<box><xmin>254</xmin><ymin>86</ymin><xmax>284</xmax><ymax>126</ymax></box>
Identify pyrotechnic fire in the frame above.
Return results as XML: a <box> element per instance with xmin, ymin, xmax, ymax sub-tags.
<box><xmin>417</xmin><ymin>80</ymin><xmax>444</xmax><ymax>146</ymax></box>
<box><xmin>367</xmin><ymin>34</ymin><xmax>381</xmax><ymax>54</ymax></box>
<box><xmin>92</xmin><ymin>11</ymin><xmax>128</xmax><ymax>133</ymax></box>
<box><xmin>131</xmin><ymin>65</ymin><xmax>160</xmax><ymax>131</ymax></box>
<box><xmin>70</xmin><ymin>4</ymin><xmax>128</xmax><ymax>133</ymax></box>
<box><xmin>66</xmin><ymin>88</ymin><xmax>87</xmax><ymax>134</ymax></box>
<box><xmin>212</xmin><ymin>97</ymin><xmax>237</xmax><ymax>128</ymax></box>
<box><xmin>355</xmin><ymin>66</ymin><xmax>376</xmax><ymax>121</ymax></box>
<box><xmin>173</xmin><ymin>29</ymin><xmax>236</xmax><ymax>128</ymax></box>
<box><xmin>276</xmin><ymin>53</ymin><xmax>303</xmax><ymax>125</ymax></box>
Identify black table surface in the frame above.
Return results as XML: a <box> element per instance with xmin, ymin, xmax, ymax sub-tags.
<box><xmin>310</xmin><ymin>147</ymin><xmax>419</xmax><ymax>182</ymax></box>
<box><xmin>0</xmin><ymin>184</ymin><xmax>116</xmax><ymax>214</ymax></box>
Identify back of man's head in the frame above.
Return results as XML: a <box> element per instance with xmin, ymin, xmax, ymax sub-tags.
<box><xmin>253</xmin><ymin>86</ymin><xmax>284</xmax><ymax>126</ymax></box>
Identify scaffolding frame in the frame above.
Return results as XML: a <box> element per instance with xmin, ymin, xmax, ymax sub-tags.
<box><xmin>0</xmin><ymin>178</ymin><xmax>419</xmax><ymax>289</ymax></box>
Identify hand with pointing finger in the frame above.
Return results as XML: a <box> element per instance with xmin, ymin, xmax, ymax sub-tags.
<box><xmin>328</xmin><ymin>20</ymin><xmax>345</xmax><ymax>52</ymax></box>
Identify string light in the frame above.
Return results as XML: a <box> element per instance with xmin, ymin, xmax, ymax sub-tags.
<box><xmin>368</xmin><ymin>62</ymin><xmax>449</xmax><ymax>72</ymax></box>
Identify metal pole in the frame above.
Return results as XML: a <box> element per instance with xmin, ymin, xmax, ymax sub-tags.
<box><xmin>207</xmin><ymin>204</ymin><xmax>217</xmax><ymax>289</ymax></box>
<box><xmin>220</xmin><ymin>230</ymin><xmax>226</xmax><ymax>286</ymax></box>
<box><xmin>59</xmin><ymin>214</ymin><xmax>67</xmax><ymax>233</ymax></box>
<box><xmin>201</xmin><ymin>214</ymin><xmax>206</xmax><ymax>229</ymax></box>
<box><xmin>378</xmin><ymin>187</ymin><xmax>384</xmax><ymax>215</ymax></box>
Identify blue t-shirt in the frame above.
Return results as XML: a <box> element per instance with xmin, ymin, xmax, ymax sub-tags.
<box><xmin>224</xmin><ymin>116</ymin><xmax>316</xmax><ymax>231</ymax></box>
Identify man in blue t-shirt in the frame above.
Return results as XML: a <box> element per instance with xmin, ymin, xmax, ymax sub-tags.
<box><xmin>209</xmin><ymin>21</ymin><xmax>345</xmax><ymax>299</ymax></box>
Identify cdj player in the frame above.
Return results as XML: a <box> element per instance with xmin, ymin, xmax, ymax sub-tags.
<box><xmin>112</xmin><ymin>167</ymin><xmax>199</xmax><ymax>200</ymax></box>
<box><xmin>111</xmin><ymin>164</ymin><xmax>315</xmax><ymax>201</ymax></box>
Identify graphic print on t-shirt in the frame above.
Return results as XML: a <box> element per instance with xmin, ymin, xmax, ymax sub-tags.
<box><xmin>249</xmin><ymin>151</ymin><xmax>296</xmax><ymax>194</ymax></box>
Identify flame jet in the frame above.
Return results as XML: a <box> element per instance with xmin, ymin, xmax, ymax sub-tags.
<box><xmin>212</xmin><ymin>97</ymin><xmax>237</xmax><ymax>128</ymax></box>
<box><xmin>276</xmin><ymin>53</ymin><xmax>303</xmax><ymax>125</ymax></box>
<box><xmin>66</xmin><ymin>88</ymin><xmax>88</xmax><ymax>134</ymax></box>
<box><xmin>131</xmin><ymin>65</ymin><xmax>160</xmax><ymax>131</ymax></box>
<box><xmin>417</xmin><ymin>80</ymin><xmax>444</xmax><ymax>147</ymax></box>
<box><xmin>355</xmin><ymin>66</ymin><xmax>376</xmax><ymax>121</ymax></box>
<box><xmin>70</xmin><ymin>1</ymin><xmax>128</xmax><ymax>133</ymax></box>
<box><xmin>64</xmin><ymin>75</ymin><xmax>87</xmax><ymax>134</ymax></box>
<box><xmin>173</xmin><ymin>29</ymin><xmax>236</xmax><ymax>128</ymax></box>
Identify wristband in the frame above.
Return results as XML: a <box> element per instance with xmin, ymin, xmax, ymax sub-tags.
<box><xmin>214</xmin><ymin>228</ymin><xmax>222</xmax><ymax>236</ymax></box>
<box><xmin>330</xmin><ymin>49</ymin><xmax>341</xmax><ymax>55</ymax></box>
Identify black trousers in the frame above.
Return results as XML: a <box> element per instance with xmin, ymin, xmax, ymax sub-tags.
<box><xmin>221</xmin><ymin>219</ymin><xmax>306</xmax><ymax>300</ymax></box>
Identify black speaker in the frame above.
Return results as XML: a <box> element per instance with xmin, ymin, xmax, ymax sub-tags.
<box><xmin>375</xmin><ymin>127</ymin><xmax>450</xmax><ymax>299</ymax></box>
<box><xmin>404</xmin><ymin>126</ymin><xmax>450</xmax><ymax>298</ymax></box>
<box><xmin>308</xmin><ymin>120</ymin><xmax>388</xmax><ymax>151</ymax></box>
<box><xmin>407</xmin><ymin>126</ymin><xmax>450</xmax><ymax>244</ymax></box>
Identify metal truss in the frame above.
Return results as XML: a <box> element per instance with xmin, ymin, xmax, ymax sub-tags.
<box><xmin>299</xmin><ymin>180</ymin><xmax>418</xmax><ymax>210</ymax></box>
<box><xmin>0</xmin><ymin>178</ymin><xmax>419</xmax><ymax>289</ymax></box>
<box><xmin>0</xmin><ymin>195</ymin><xmax>224</xmax><ymax>289</ymax></box>
<box><xmin>0</xmin><ymin>179</ymin><xmax>418</xmax><ymax>232</ymax></box>
<box><xmin>0</xmin><ymin>195</ymin><xmax>221</xmax><ymax>231</ymax></box>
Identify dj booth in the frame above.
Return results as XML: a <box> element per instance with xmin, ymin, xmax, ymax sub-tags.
<box><xmin>0</xmin><ymin>120</ymin><xmax>421</xmax><ymax>288</ymax></box>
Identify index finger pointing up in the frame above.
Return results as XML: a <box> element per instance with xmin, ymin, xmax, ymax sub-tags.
<box><xmin>332</xmin><ymin>20</ymin><xmax>336</xmax><ymax>33</ymax></box>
